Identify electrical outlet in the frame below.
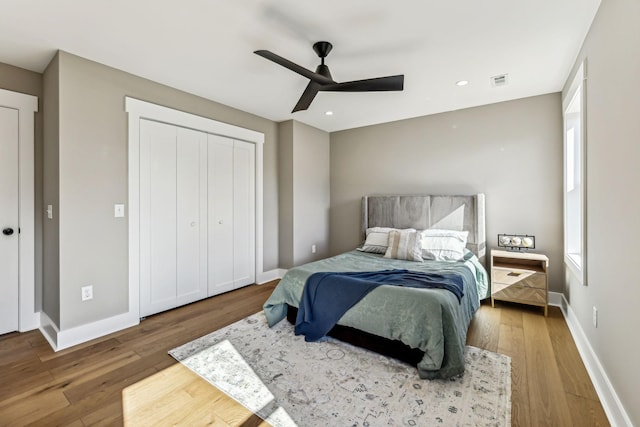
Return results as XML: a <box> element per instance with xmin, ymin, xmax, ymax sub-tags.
<box><xmin>82</xmin><ymin>285</ymin><xmax>93</xmax><ymax>301</ymax></box>
<box><xmin>311</xmin><ymin>244</ymin><xmax>317</xmax><ymax>254</ymax></box>
<box><xmin>592</xmin><ymin>306</ymin><xmax>598</xmax><ymax>327</ymax></box>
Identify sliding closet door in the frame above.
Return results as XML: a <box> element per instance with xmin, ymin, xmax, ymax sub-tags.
<box><xmin>208</xmin><ymin>135</ymin><xmax>256</xmax><ymax>295</ymax></box>
<box><xmin>139</xmin><ymin>120</ymin><xmax>208</xmax><ymax>317</ymax></box>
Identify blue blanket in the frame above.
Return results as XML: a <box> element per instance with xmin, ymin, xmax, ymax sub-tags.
<box><xmin>294</xmin><ymin>269</ymin><xmax>465</xmax><ymax>342</ymax></box>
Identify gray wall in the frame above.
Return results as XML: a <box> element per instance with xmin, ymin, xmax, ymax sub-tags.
<box><xmin>0</xmin><ymin>61</ymin><xmax>44</xmax><ymax>315</ymax></box>
<box><xmin>278</xmin><ymin>120</ymin><xmax>330</xmax><ymax>268</ymax></box>
<box><xmin>330</xmin><ymin>94</ymin><xmax>564</xmax><ymax>291</ymax></box>
<box><xmin>563</xmin><ymin>0</ymin><xmax>639</xmax><ymax>423</ymax></box>
<box><xmin>292</xmin><ymin>121</ymin><xmax>330</xmax><ymax>265</ymax></box>
<box><xmin>278</xmin><ymin>121</ymin><xmax>294</xmax><ymax>268</ymax></box>
<box><xmin>48</xmin><ymin>51</ymin><xmax>280</xmax><ymax>330</ymax></box>
<box><xmin>42</xmin><ymin>54</ymin><xmax>60</xmax><ymax>327</ymax></box>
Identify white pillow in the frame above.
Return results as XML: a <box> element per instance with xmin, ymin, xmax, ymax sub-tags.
<box><xmin>384</xmin><ymin>229</ymin><xmax>424</xmax><ymax>262</ymax></box>
<box><xmin>421</xmin><ymin>229</ymin><xmax>469</xmax><ymax>261</ymax></box>
<box><xmin>357</xmin><ymin>227</ymin><xmax>415</xmax><ymax>254</ymax></box>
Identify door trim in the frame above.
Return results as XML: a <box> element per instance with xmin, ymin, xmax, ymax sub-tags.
<box><xmin>125</xmin><ymin>97</ymin><xmax>265</xmax><ymax>321</ymax></box>
<box><xmin>0</xmin><ymin>88</ymin><xmax>39</xmax><ymax>332</ymax></box>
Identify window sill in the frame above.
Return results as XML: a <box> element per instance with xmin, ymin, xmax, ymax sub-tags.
<box><xmin>565</xmin><ymin>254</ymin><xmax>585</xmax><ymax>286</ymax></box>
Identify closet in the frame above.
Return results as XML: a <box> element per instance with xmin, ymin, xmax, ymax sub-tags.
<box><xmin>139</xmin><ymin>119</ymin><xmax>255</xmax><ymax>317</ymax></box>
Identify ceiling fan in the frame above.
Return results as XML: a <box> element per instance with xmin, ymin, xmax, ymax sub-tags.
<box><xmin>254</xmin><ymin>41</ymin><xmax>404</xmax><ymax>113</ymax></box>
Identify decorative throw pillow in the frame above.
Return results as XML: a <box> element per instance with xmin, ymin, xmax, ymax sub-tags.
<box><xmin>358</xmin><ymin>227</ymin><xmax>414</xmax><ymax>254</ymax></box>
<box><xmin>421</xmin><ymin>229</ymin><xmax>469</xmax><ymax>261</ymax></box>
<box><xmin>384</xmin><ymin>229</ymin><xmax>424</xmax><ymax>262</ymax></box>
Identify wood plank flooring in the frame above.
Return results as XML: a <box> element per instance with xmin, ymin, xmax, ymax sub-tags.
<box><xmin>0</xmin><ymin>282</ymin><xmax>277</xmax><ymax>427</ymax></box>
<box><xmin>0</xmin><ymin>283</ymin><xmax>609</xmax><ymax>426</ymax></box>
<box><xmin>467</xmin><ymin>300</ymin><xmax>610</xmax><ymax>426</ymax></box>
<box><xmin>122</xmin><ymin>363</ymin><xmax>268</xmax><ymax>427</ymax></box>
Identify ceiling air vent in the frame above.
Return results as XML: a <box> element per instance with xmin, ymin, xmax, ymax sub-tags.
<box><xmin>491</xmin><ymin>74</ymin><xmax>509</xmax><ymax>87</ymax></box>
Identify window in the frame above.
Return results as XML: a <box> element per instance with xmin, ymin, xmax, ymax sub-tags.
<box><xmin>563</xmin><ymin>61</ymin><xmax>586</xmax><ymax>285</ymax></box>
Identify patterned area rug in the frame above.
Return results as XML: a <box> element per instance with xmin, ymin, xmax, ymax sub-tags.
<box><xmin>169</xmin><ymin>312</ymin><xmax>511</xmax><ymax>427</ymax></box>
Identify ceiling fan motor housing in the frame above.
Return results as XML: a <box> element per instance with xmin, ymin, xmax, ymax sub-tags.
<box><xmin>313</xmin><ymin>41</ymin><xmax>333</xmax><ymax>59</ymax></box>
<box><xmin>315</xmin><ymin>64</ymin><xmax>332</xmax><ymax>80</ymax></box>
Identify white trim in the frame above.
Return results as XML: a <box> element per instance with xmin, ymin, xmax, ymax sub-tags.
<box><xmin>564</xmin><ymin>255</ymin><xmax>583</xmax><ymax>286</ymax></box>
<box><xmin>563</xmin><ymin>59</ymin><xmax>588</xmax><ymax>287</ymax></box>
<box><xmin>0</xmin><ymin>88</ymin><xmax>39</xmax><ymax>332</ymax></box>
<box><xmin>557</xmin><ymin>294</ymin><xmax>633</xmax><ymax>427</ymax></box>
<box><xmin>547</xmin><ymin>291</ymin><xmax>564</xmax><ymax>307</ymax></box>
<box><xmin>39</xmin><ymin>309</ymin><xmax>139</xmax><ymax>351</ymax></box>
<box><xmin>39</xmin><ymin>311</ymin><xmax>58</xmax><ymax>350</ymax></box>
<box><xmin>125</xmin><ymin>98</ymin><xmax>265</xmax><ymax>144</ymax></box>
<box><xmin>255</xmin><ymin>142</ymin><xmax>264</xmax><ymax>280</ymax></box>
<box><xmin>56</xmin><ymin>312</ymin><xmax>139</xmax><ymax>351</ymax></box>
<box><xmin>257</xmin><ymin>268</ymin><xmax>287</xmax><ymax>284</ymax></box>
<box><xmin>125</xmin><ymin>97</ymin><xmax>265</xmax><ymax>322</ymax></box>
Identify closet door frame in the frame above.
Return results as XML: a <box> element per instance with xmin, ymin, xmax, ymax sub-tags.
<box><xmin>126</xmin><ymin>97</ymin><xmax>264</xmax><ymax>321</ymax></box>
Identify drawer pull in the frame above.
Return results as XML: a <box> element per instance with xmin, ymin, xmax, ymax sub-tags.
<box><xmin>508</xmin><ymin>272</ymin><xmax>521</xmax><ymax>277</ymax></box>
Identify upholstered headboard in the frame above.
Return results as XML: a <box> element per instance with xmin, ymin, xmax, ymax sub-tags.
<box><xmin>361</xmin><ymin>194</ymin><xmax>486</xmax><ymax>261</ymax></box>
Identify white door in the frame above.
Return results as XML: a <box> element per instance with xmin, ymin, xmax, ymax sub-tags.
<box><xmin>233</xmin><ymin>140</ymin><xmax>255</xmax><ymax>287</ymax></box>
<box><xmin>139</xmin><ymin>120</ymin><xmax>208</xmax><ymax>317</ymax></box>
<box><xmin>208</xmin><ymin>135</ymin><xmax>235</xmax><ymax>294</ymax></box>
<box><xmin>0</xmin><ymin>106</ymin><xmax>20</xmax><ymax>335</ymax></box>
<box><xmin>207</xmin><ymin>136</ymin><xmax>256</xmax><ymax>294</ymax></box>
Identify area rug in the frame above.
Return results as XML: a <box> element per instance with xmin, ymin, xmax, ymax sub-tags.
<box><xmin>169</xmin><ymin>312</ymin><xmax>511</xmax><ymax>427</ymax></box>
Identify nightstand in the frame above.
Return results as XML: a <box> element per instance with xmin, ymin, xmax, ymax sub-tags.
<box><xmin>490</xmin><ymin>249</ymin><xmax>549</xmax><ymax>316</ymax></box>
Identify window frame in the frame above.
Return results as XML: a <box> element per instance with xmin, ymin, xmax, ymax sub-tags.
<box><xmin>563</xmin><ymin>60</ymin><xmax>587</xmax><ymax>286</ymax></box>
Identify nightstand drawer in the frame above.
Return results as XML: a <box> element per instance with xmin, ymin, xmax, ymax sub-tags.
<box><xmin>492</xmin><ymin>268</ymin><xmax>546</xmax><ymax>289</ymax></box>
<box><xmin>492</xmin><ymin>283</ymin><xmax>546</xmax><ymax>305</ymax></box>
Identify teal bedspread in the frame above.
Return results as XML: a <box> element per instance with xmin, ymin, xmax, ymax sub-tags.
<box><xmin>263</xmin><ymin>250</ymin><xmax>489</xmax><ymax>379</ymax></box>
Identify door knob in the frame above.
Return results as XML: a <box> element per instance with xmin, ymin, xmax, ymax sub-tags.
<box><xmin>2</xmin><ymin>228</ymin><xmax>14</xmax><ymax>236</ymax></box>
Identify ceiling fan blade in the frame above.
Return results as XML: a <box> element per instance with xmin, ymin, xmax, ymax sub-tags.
<box><xmin>254</xmin><ymin>50</ymin><xmax>335</xmax><ymax>85</ymax></box>
<box><xmin>292</xmin><ymin>81</ymin><xmax>321</xmax><ymax>112</ymax></box>
<box><xmin>321</xmin><ymin>75</ymin><xmax>404</xmax><ymax>92</ymax></box>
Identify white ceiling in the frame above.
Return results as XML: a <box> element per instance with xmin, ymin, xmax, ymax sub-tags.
<box><xmin>0</xmin><ymin>0</ymin><xmax>600</xmax><ymax>132</ymax></box>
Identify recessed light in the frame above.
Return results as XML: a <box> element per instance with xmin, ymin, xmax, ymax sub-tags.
<box><xmin>325</xmin><ymin>111</ymin><xmax>334</xmax><ymax>116</ymax></box>
<box><xmin>456</xmin><ymin>80</ymin><xmax>469</xmax><ymax>87</ymax></box>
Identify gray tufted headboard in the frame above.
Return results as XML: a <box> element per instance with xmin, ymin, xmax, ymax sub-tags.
<box><xmin>361</xmin><ymin>194</ymin><xmax>486</xmax><ymax>262</ymax></box>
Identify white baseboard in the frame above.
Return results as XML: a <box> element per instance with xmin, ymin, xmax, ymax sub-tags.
<box><xmin>39</xmin><ymin>310</ymin><xmax>139</xmax><ymax>352</ymax></box>
<box><xmin>555</xmin><ymin>294</ymin><xmax>633</xmax><ymax>427</ymax></box>
<box><xmin>38</xmin><ymin>269</ymin><xmax>285</xmax><ymax>352</ymax></box>
<box><xmin>547</xmin><ymin>291</ymin><xmax>564</xmax><ymax>307</ymax></box>
<box><xmin>257</xmin><ymin>268</ymin><xmax>287</xmax><ymax>284</ymax></box>
<box><xmin>39</xmin><ymin>311</ymin><xmax>59</xmax><ymax>350</ymax></box>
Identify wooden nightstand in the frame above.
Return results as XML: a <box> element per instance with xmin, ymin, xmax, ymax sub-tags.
<box><xmin>490</xmin><ymin>249</ymin><xmax>549</xmax><ymax>316</ymax></box>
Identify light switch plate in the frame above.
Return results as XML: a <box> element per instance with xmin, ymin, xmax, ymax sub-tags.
<box><xmin>114</xmin><ymin>204</ymin><xmax>125</xmax><ymax>218</ymax></box>
<box><xmin>46</xmin><ymin>204</ymin><xmax>53</xmax><ymax>219</ymax></box>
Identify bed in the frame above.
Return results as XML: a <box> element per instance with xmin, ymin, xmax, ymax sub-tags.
<box><xmin>263</xmin><ymin>194</ymin><xmax>488</xmax><ymax>379</ymax></box>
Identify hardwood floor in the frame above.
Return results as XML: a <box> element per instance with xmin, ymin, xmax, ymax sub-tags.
<box><xmin>467</xmin><ymin>300</ymin><xmax>610</xmax><ymax>426</ymax></box>
<box><xmin>0</xmin><ymin>283</ymin><xmax>609</xmax><ymax>426</ymax></box>
<box><xmin>0</xmin><ymin>282</ymin><xmax>277</xmax><ymax>426</ymax></box>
